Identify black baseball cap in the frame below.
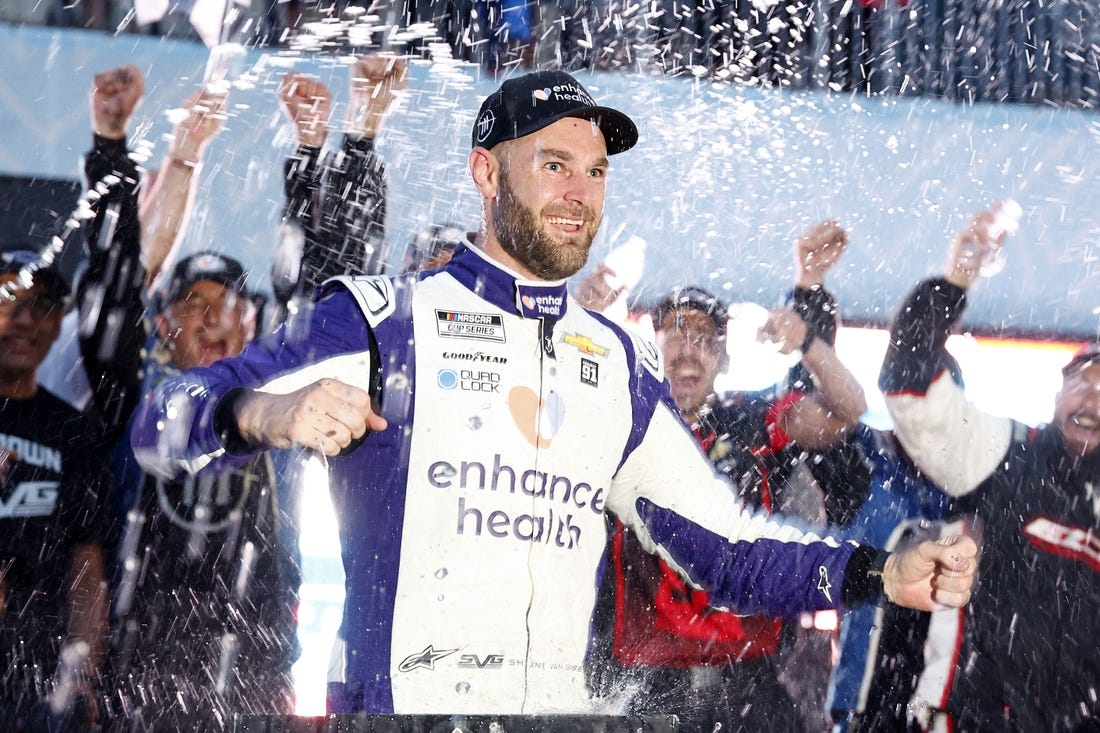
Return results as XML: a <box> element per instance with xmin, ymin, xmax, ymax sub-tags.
<box><xmin>651</xmin><ymin>286</ymin><xmax>730</xmax><ymax>338</ymax></box>
<box><xmin>471</xmin><ymin>70</ymin><xmax>638</xmax><ymax>155</ymax></box>
<box><xmin>159</xmin><ymin>251</ymin><xmax>254</xmax><ymax>308</ymax></box>
<box><xmin>0</xmin><ymin>246</ymin><xmax>71</xmax><ymax>303</ymax></box>
<box><xmin>1063</xmin><ymin>342</ymin><xmax>1100</xmax><ymax>377</ymax></box>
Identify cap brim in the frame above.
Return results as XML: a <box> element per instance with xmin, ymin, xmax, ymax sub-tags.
<box><xmin>651</xmin><ymin>296</ymin><xmax>729</xmax><ymax>337</ymax></box>
<box><xmin>1063</xmin><ymin>345</ymin><xmax>1100</xmax><ymax>376</ymax></box>
<box><xmin>0</xmin><ymin>267</ymin><xmax>70</xmax><ymax>301</ymax></box>
<box><xmin>561</xmin><ymin>106</ymin><xmax>638</xmax><ymax>155</ymax></box>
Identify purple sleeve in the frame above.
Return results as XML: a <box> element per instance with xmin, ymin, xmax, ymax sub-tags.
<box><xmin>634</xmin><ymin>495</ymin><xmax>861</xmax><ymax>618</ymax></box>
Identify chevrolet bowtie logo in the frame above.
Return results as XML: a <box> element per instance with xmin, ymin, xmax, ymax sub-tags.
<box><xmin>563</xmin><ymin>333</ymin><xmax>609</xmax><ymax>357</ymax></box>
<box><xmin>397</xmin><ymin>644</ymin><xmax>458</xmax><ymax>672</ymax></box>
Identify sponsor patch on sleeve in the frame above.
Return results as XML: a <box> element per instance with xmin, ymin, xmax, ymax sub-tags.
<box><xmin>340</xmin><ymin>275</ymin><xmax>396</xmax><ymax>327</ymax></box>
<box><xmin>628</xmin><ymin>331</ymin><xmax>663</xmax><ymax>380</ymax></box>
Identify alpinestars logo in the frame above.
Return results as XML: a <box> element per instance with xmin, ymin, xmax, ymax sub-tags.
<box><xmin>629</xmin><ymin>332</ymin><xmax>662</xmax><ymax>378</ymax></box>
<box><xmin>398</xmin><ymin>645</ymin><xmax>458</xmax><ymax>672</ymax></box>
<box><xmin>347</xmin><ymin>276</ymin><xmax>395</xmax><ymax>326</ymax></box>
<box><xmin>817</xmin><ymin>565</ymin><xmax>833</xmax><ymax>602</ymax></box>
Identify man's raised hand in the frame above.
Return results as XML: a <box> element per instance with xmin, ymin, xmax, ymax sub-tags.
<box><xmin>233</xmin><ymin>378</ymin><xmax>388</xmax><ymax>455</ymax></box>
<box><xmin>794</xmin><ymin>219</ymin><xmax>847</xmax><ymax>287</ymax></box>
<box><xmin>168</xmin><ymin>85</ymin><xmax>228</xmax><ymax>165</ymax></box>
<box><xmin>279</xmin><ymin>72</ymin><xmax>333</xmax><ymax>149</ymax></box>
<box><xmin>883</xmin><ymin>534</ymin><xmax>978</xmax><ymax>612</ymax></box>
<box><xmin>91</xmin><ymin>65</ymin><xmax>145</xmax><ymax>140</ymax></box>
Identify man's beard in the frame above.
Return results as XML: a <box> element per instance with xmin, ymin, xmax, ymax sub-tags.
<box><xmin>493</xmin><ymin>171</ymin><xmax>599</xmax><ymax>281</ymax></box>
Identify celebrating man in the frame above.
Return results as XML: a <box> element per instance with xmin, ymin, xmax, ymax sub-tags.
<box><xmin>131</xmin><ymin>71</ymin><xmax>976</xmax><ymax>715</ymax></box>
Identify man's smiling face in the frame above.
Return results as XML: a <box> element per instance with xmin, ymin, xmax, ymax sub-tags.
<box><xmin>1055</xmin><ymin>359</ymin><xmax>1100</xmax><ymax>457</ymax></box>
<box><xmin>0</xmin><ymin>277</ymin><xmax>62</xmax><ymax>383</ymax></box>
<box><xmin>158</xmin><ymin>279</ymin><xmax>255</xmax><ymax>370</ymax></box>
<box><xmin>491</xmin><ymin>117</ymin><xmax>608</xmax><ymax>281</ymax></box>
<box><xmin>655</xmin><ymin>307</ymin><xmax>729</xmax><ymax>423</ymax></box>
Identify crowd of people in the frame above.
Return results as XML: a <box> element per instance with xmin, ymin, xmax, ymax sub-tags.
<box><xmin>7</xmin><ymin>0</ymin><xmax>1100</xmax><ymax>109</ymax></box>
<box><xmin>0</xmin><ymin>51</ymin><xmax>1096</xmax><ymax>733</ymax></box>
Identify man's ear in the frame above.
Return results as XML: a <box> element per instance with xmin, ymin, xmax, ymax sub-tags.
<box><xmin>469</xmin><ymin>147</ymin><xmax>500</xmax><ymax>200</ymax></box>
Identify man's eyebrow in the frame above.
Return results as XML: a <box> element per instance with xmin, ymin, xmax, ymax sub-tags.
<box><xmin>536</xmin><ymin>147</ymin><xmax>609</xmax><ymax>168</ymax></box>
<box><xmin>536</xmin><ymin>147</ymin><xmax>575</xmax><ymax>161</ymax></box>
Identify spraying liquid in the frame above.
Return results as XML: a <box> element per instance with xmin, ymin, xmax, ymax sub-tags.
<box><xmin>978</xmin><ymin>198</ymin><xmax>1022</xmax><ymax>277</ymax></box>
<box><xmin>602</xmin><ymin>235</ymin><xmax>647</xmax><ymax>292</ymax></box>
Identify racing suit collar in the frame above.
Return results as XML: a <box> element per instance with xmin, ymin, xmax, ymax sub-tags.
<box><xmin>448</xmin><ymin>244</ymin><xmax>570</xmax><ymax>322</ymax></box>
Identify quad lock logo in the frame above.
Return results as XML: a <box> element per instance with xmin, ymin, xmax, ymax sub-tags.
<box><xmin>437</xmin><ymin>369</ymin><xmax>502</xmax><ymax>393</ymax></box>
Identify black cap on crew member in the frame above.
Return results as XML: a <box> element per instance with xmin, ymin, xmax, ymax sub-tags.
<box><xmin>651</xmin><ymin>286</ymin><xmax>730</xmax><ymax>338</ymax></box>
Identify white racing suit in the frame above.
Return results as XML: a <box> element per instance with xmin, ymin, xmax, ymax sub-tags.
<box><xmin>131</xmin><ymin>243</ymin><xmax>881</xmax><ymax>714</ymax></box>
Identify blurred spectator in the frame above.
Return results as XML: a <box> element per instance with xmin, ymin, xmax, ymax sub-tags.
<box><xmin>476</xmin><ymin>0</ymin><xmax>535</xmax><ymax>72</ymax></box>
<box><xmin>573</xmin><ymin>263</ymin><xmax>625</xmax><ymax>315</ymax></box>
<box><xmin>140</xmin><ymin>85</ymin><xmax>234</xmax><ymax>286</ymax></box>
<box><xmin>820</xmin><ymin>423</ymin><xmax>956</xmax><ymax>732</ymax></box>
<box><xmin>49</xmin><ymin>66</ymin><xmax>296</xmax><ymax>728</ymax></box>
<box><xmin>39</xmin><ymin>66</ymin><xmax>225</xmax><ymax>416</ymax></box>
<box><xmin>0</xmin><ymin>245</ymin><xmax>112</xmax><ymax>731</ymax></box>
<box><xmin>266</xmin><ymin>57</ymin><xmax>406</xmax><ymax>668</ymax></box>
<box><xmin>46</xmin><ymin>0</ymin><xmax>111</xmax><ymax>30</ymax></box>
<box><xmin>271</xmin><ymin>54</ymin><xmax>404</xmax><ymax>326</ymax></box>
<box><xmin>70</xmin><ymin>64</ymin><xmax>149</xmax><ymax>439</ymax></box>
<box><xmin>878</xmin><ymin>207</ymin><xmax>1100</xmax><ymax>730</ymax></box>
<box><xmin>584</xmin><ymin>220</ymin><xmax>867</xmax><ymax>732</ymax></box>
<box><xmin>401</xmin><ymin>222</ymin><xmax>465</xmax><ymax>273</ymax></box>
<box><xmin>396</xmin><ymin>0</ymin><xmax>476</xmax><ymax>60</ymax></box>
<box><xmin>533</xmin><ymin>0</ymin><xmax>597</xmax><ymax>70</ymax></box>
<box><xmin>108</xmin><ymin>252</ymin><xmax>293</xmax><ymax>728</ymax></box>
